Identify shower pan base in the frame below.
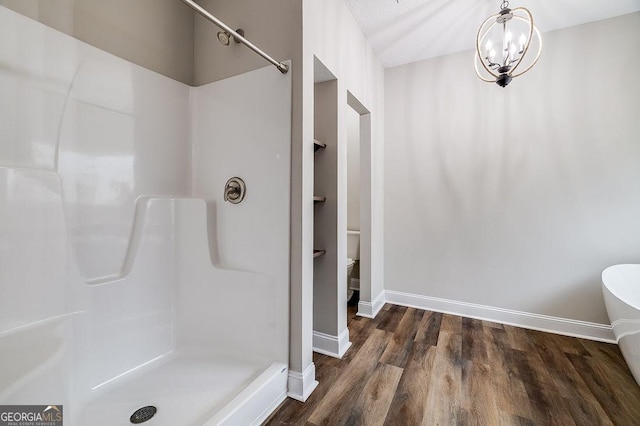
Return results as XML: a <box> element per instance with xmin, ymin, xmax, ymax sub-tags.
<box><xmin>76</xmin><ymin>351</ymin><xmax>287</xmax><ymax>426</ymax></box>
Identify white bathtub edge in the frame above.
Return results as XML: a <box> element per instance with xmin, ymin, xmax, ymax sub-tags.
<box><xmin>203</xmin><ymin>362</ymin><xmax>288</xmax><ymax>426</ymax></box>
<box><xmin>384</xmin><ymin>290</ymin><xmax>616</xmax><ymax>343</ymax></box>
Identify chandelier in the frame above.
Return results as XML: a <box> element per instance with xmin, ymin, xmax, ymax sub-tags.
<box><xmin>474</xmin><ymin>1</ymin><xmax>542</xmax><ymax>87</ymax></box>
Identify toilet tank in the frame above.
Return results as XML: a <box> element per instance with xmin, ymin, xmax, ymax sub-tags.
<box><xmin>347</xmin><ymin>230</ymin><xmax>360</xmax><ymax>260</ymax></box>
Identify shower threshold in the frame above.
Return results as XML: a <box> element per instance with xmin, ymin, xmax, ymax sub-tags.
<box><xmin>76</xmin><ymin>350</ymin><xmax>287</xmax><ymax>425</ymax></box>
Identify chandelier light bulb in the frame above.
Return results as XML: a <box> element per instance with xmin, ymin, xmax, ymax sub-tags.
<box><xmin>519</xmin><ymin>33</ymin><xmax>527</xmax><ymax>51</ymax></box>
<box><xmin>474</xmin><ymin>0</ymin><xmax>543</xmax><ymax>87</ymax></box>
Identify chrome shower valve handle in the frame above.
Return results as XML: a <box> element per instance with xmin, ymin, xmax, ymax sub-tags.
<box><xmin>224</xmin><ymin>177</ymin><xmax>246</xmax><ymax>204</ymax></box>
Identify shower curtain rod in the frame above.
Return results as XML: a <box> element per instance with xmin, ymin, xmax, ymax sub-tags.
<box><xmin>179</xmin><ymin>0</ymin><xmax>289</xmax><ymax>74</ymax></box>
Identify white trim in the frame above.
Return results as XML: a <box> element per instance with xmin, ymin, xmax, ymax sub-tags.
<box><xmin>286</xmin><ymin>363</ymin><xmax>319</xmax><ymax>402</ymax></box>
<box><xmin>384</xmin><ymin>290</ymin><xmax>615</xmax><ymax>343</ymax></box>
<box><xmin>204</xmin><ymin>362</ymin><xmax>287</xmax><ymax>426</ymax></box>
<box><xmin>312</xmin><ymin>328</ymin><xmax>352</xmax><ymax>358</ymax></box>
<box><xmin>357</xmin><ymin>290</ymin><xmax>386</xmax><ymax>319</ymax></box>
<box><xmin>252</xmin><ymin>390</ymin><xmax>287</xmax><ymax>426</ymax></box>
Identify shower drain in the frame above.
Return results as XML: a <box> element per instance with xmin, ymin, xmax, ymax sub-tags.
<box><xmin>130</xmin><ymin>406</ymin><xmax>157</xmax><ymax>424</ymax></box>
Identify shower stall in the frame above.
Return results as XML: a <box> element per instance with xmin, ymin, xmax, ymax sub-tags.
<box><xmin>0</xmin><ymin>5</ymin><xmax>291</xmax><ymax>425</ymax></box>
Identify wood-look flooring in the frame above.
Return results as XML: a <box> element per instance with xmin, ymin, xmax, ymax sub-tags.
<box><xmin>266</xmin><ymin>304</ymin><xmax>640</xmax><ymax>425</ymax></box>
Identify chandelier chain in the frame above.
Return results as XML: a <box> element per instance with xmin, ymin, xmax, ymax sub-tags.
<box><xmin>500</xmin><ymin>0</ymin><xmax>509</xmax><ymax>10</ymax></box>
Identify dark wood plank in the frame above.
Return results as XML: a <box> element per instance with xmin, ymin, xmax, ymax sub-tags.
<box><xmin>484</xmin><ymin>327</ymin><xmax>533</xmax><ymax>421</ymax></box>
<box><xmin>422</xmin><ymin>314</ymin><xmax>462</xmax><ymax>424</ymax></box>
<box><xmin>483</xmin><ymin>320</ymin><xmax>504</xmax><ymax>330</ymax></box>
<box><xmin>265</xmin><ymin>354</ymin><xmax>342</xmax><ymax>424</ymax></box>
<box><xmin>439</xmin><ymin>313</ymin><xmax>463</xmax><ymax>336</ymax></box>
<box><xmin>461</xmin><ymin>317</ymin><xmax>487</xmax><ymax>363</ymax></box>
<box><xmin>499</xmin><ymin>412</ymin><xmax>536</xmax><ymax>426</ymax></box>
<box><xmin>266</xmin><ymin>306</ymin><xmax>640</xmax><ymax>426</ymax></box>
<box><xmin>526</xmin><ymin>330</ymin><xmax>613</xmax><ymax>425</ymax></box>
<box><xmin>549</xmin><ymin>332</ymin><xmax>590</xmax><ymax>356</ymax></box>
<box><xmin>376</xmin><ymin>304</ymin><xmax>406</xmax><ymax>333</ymax></box>
<box><xmin>508</xmin><ymin>347</ymin><xmax>576</xmax><ymax>425</ymax></box>
<box><xmin>341</xmin><ymin>307</ymin><xmax>383</xmax><ymax>365</ymax></box>
<box><xmin>503</xmin><ymin>322</ymin><xmax>535</xmax><ymax>352</ymax></box>
<box><xmin>414</xmin><ymin>310</ymin><xmax>442</xmax><ymax>346</ymax></box>
<box><xmin>568</xmin><ymin>351</ymin><xmax>640</xmax><ymax>424</ymax></box>
<box><xmin>307</xmin><ymin>328</ymin><xmax>391</xmax><ymax>425</ymax></box>
<box><xmin>379</xmin><ymin>307</ymin><xmax>423</xmax><ymax>368</ymax></box>
<box><xmin>352</xmin><ymin>362</ymin><xmax>403</xmax><ymax>425</ymax></box>
<box><xmin>579</xmin><ymin>338</ymin><xmax>635</xmax><ymax>380</ymax></box>
<box><xmin>461</xmin><ymin>358</ymin><xmax>500</xmax><ymax>425</ymax></box>
<box><xmin>383</xmin><ymin>343</ymin><xmax>436</xmax><ymax>425</ymax></box>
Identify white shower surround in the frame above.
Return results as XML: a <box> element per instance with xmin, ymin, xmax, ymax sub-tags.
<box><xmin>0</xmin><ymin>6</ymin><xmax>290</xmax><ymax>425</ymax></box>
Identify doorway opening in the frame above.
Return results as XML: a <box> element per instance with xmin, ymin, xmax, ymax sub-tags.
<box><xmin>346</xmin><ymin>91</ymin><xmax>372</xmax><ymax>319</ymax></box>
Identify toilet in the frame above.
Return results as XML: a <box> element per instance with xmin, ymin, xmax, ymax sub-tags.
<box><xmin>347</xmin><ymin>230</ymin><xmax>360</xmax><ymax>303</ymax></box>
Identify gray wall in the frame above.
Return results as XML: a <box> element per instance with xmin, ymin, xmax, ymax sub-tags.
<box><xmin>384</xmin><ymin>12</ymin><xmax>640</xmax><ymax>325</ymax></box>
<box><xmin>0</xmin><ymin>0</ymin><xmax>194</xmax><ymax>84</ymax></box>
<box><xmin>347</xmin><ymin>106</ymin><xmax>360</xmax><ymax>231</ymax></box>
<box><xmin>313</xmin><ymin>79</ymin><xmax>341</xmax><ymax>337</ymax></box>
<box><xmin>193</xmin><ymin>0</ymin><xmax>300</xmax><ymax>85</ymax></box>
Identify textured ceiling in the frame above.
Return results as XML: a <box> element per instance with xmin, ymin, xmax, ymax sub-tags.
<box><xmin>344</xmin><ymin>0</ymin><xmax>640</xmax><ymax>68</ymax></box>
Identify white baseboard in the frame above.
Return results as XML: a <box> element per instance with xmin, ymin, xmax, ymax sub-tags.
<box><xmin>286</xmin><ymin>363</ymin><xmax>318</xmax><ymax>402</ymax></box>
<box><xmin>384</xmin><ymin>290</ymin><xmax>615</xmax><ymax>343</ymax></box>
<box><xmin>357</xmin><ymin>290</ymin><xmax>386</xmax><ymax>319</ymax></box>
<box><xmin>312</xmin><ymin>328</ymin><xmax>352</xmax><ymax>358</ymax></box>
